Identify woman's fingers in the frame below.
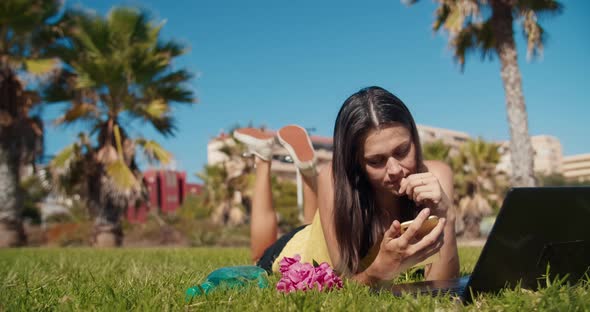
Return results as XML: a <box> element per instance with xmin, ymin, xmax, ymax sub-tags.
<box><xmin>399</xmin><ymin>173</ymin><xmax>444</xmax><ymax>208</ymax></box>
<box><xmin>414</xmin><ymin>236</ymin><xmax>444</xmax><ymax>263</ymax></box>
<box><xmin>380</xmin><ymin>207</ymin><xmax>447</xmax><ymax>271</ymax></box>
<box><xmin>415</xmin><ymin>190</ymin><xmax>437</xmax><ymax>204</ymax></box>
<box><xmin>408</xmin><ymin>217</ymin><xmax>446</xmax><ymax>255</ymax></box>
<box><xmin>401</xmin><ymin>208</ymin><xmax>430</xmax><ymax>240</ymax></box>
<box><xmin>411</xmin><ymin>185</ymin><xmax>431</xmax><ymax>201</ymax></box>
<box><xmin>393</xmin><ymin>227</ymin><xmax>444</xmax><ymax>271</ymax></box>
<box><xmin>383</xmin><ymin>220</ymin><xmax>401</xmax><ymax>242</ymax></box>
<box><xmin>399</xmin><ymin>173</ymin><xmax>437</xmax><ymax>198</ymax></box>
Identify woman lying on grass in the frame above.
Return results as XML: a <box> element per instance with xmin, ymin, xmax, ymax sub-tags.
<box><xmin>233</xmin><ymin>86</ymin><xmax>459</xmax><ymax>286</ymax></box>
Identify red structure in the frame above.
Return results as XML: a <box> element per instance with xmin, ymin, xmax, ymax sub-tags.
<box><xmin>186</xmin><ymin>183</ymin><xmax>202</xmax><ymax>196</ymax></box>
<box><xmin>126</xmin><ymin>170</ymin><xmax>201</xmax><ymax>223</ymax></box>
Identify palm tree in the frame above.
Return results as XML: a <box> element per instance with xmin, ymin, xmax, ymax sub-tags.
<box><xmin>422</xmin><ymin>139</ymin><xmax>451</xmax><ymax>162</ymax></box>
<box><xmin>406</xmin><ymin>0</ymin><xmax>563</xmax><ymax>187</ymax></box>
<box><xmin>0</xmin><ymin>0</ymin><xmax>63</xmax><ymax>247</ymax></box>
<box><xmin>450</xmin><ymin>138</ymin><xmax>508</xmax><ymax>238</ymax></box>
<box><xmin>197</xmin><ymin>137</ymin><xmax>252</xmax><ymax>226</ymax></box>
<box><xmin>45</xmin><ymin>7</ymin><xmax>195</xmax><ymax>247</ymax></box>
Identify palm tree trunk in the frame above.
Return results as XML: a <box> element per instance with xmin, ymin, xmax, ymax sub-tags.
<box><xmin>0</xmin><ymin>144</ymin><xmax>26</xmax><ymax>247</ymax></box>
<box><xmin>89</xmin><ymin>120</ymin><xmax>128</xmax><ymax>247</ymax></box>
<box><xmin>89</xmin><ymin>197</ymin><xmax>124</xmax><ymax>247</ymax></box>
<box><xmin>0</xmin><ymin>66</ymin><xmax>26</xmax><ymax>247</ymax></box>
<box><xmin>491</xmin><ymin>0</ymin><xmax>536</xmax><ymax>187</ymax></box>
<box><xmin>87</xmin><ymin>170</ymin><xmax>124</xmax><ymax>247</ymax></box>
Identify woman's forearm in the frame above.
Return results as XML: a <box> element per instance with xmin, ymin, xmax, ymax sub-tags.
<box><xmin>350</xmin><ymin>269</ymin><xmax>380</xmax><ymax>286</ymax></box>
<box><xmin>424</xmin><ymin>216</ymin><xmax>460</xmax><ymax>280</ymax></box>
<box><xmin>349</xmin><ymin>261</ymin><xmax>400</xmax><ymax>287</ymax></box>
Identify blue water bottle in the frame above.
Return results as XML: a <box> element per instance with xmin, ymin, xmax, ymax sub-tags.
<box><xmin>186</xmin><ymin>265</ymin><xmax>269</xmax><ymax>299</ymax></box>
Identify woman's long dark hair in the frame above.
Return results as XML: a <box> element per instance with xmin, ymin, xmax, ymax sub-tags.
<box><xmin>332</xmin><ymin>86</ymin><xmax>425</xmax><ymax>275</ymax></box>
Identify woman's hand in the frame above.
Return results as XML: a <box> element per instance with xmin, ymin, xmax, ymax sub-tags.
<box><xmin>399</xmin><ymin>172</ymin><xmax>453</xmax><ymax>219</ymax></box>
<box><xmin>365</xmin><ymin>208</ymin><xmax>446</xmax><ymax>282</ymax></box>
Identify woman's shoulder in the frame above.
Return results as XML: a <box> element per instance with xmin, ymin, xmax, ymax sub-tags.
<box><xmin>423</xmin><ymin>160</ymin><xmax>452</xmax><ymax>179</ymax></box>
<box><xmin>423</xmin><ymin>160</ymin><xmax>454</xmax><ymax>195</ymax></box>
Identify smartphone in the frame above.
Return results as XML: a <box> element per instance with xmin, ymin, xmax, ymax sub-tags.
<box><xmin>400</xmin><ymin>215</ymin><xmax>439</xmax><ymax>238</ymax></box>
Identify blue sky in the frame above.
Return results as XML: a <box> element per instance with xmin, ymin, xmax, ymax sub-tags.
<box><xmin>43</xmin><ymin>0</ymin><xmax>590</xmax><ymax>182</ymax></box>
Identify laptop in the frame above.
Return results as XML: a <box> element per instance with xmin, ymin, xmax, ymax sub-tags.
<box><xmin>375</xmin><ymin>186</ymin><xmax>590</xmax><ymax>303</ymax></box>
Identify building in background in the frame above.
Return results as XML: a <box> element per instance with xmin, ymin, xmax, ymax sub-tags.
<box><xmin>208</xmin><ymin>124</ymin><xmax>471</xmax><ymax>183</ymax></box>
<box><xmin>496</xmin><ymin>135</ymin><xmax>563</xmax><ymax>176</ymax></box>
<box><xmin>209</xmin><ymin>127</ymin><xmax>588</xmax><ymax>186</ymax></box>
<box><xmin>126</xmin><ymin>170</ymin><xmax>202</xmax><ymax>223</ymax></box>
<box><xmin>417</xmin><ymin>124</ymin><xmax>470</xmax><ymax>153</ymax></box>
<box><xmin>207</xmin><ymin>129</ymin><xmax>334</xmax><ymax>182</ymax></box>
<box><xmin>186</xmin><ymin>183</ymin><xmax>203</xmax><ymax>196</ymax></box>
<box><xmin>562</xmin><ymin>154</ymin><xmax>590</xmax><ymax>182</ymax></box>
<box><xmin>532</xmin><ymin>135</ymin><xmax>564</xmax><ymax>175</ymax></box>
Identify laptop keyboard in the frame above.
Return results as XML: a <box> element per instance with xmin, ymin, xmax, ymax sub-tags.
<box><xmin>418</xmin><ymin>285</ymin><xmax>465</xmax><ymax>297</ymax></box>
<box><xmin>383</xmin><ymin>275</ymin><xmax>471</xmax><ymax>298</ymax></box>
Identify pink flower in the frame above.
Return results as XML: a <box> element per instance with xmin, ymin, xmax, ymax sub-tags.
<box><xmin>313</xmin><ymin>262</ymin><xmax>343</xmax><ymax>291</ymax></box>
<box><xmin>276</xmin><ymin>255</ymin><xmax>343</xmax><ymax>293</ymax></box>
<box><xmin>279</xmin><ymin>254</ymin><xmax>301</xmax><ymax>273</ymax></box>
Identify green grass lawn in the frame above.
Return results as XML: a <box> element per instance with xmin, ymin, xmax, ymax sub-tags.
<box><xmin>1</xmin><ymin>247</ymin><xmax>588</xmax><ymax>311</ymax></box>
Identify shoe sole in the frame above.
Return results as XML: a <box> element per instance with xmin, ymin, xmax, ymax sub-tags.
<box><xmin>277</xmin><ymin>125</ymin><xmax>315</xmax><ymax>163</ymax></box>
<box><xmin>233</xmin><ymin>128</ymin><xmax>275</xmax><ymax>149</ymax></box>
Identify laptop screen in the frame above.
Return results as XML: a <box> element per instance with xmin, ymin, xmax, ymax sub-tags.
<box><xmin>468</xmin><ymin>187</ymin><xmax>590</xmax><ymax>294</ymax></box>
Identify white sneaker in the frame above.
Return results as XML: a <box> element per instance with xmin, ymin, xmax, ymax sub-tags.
<box><xmin>277</xmin><ymin>125</ymin><xmax>317</xmax><ymax>177</ymax></box>
<box><xmin>233</xmin><ymin>128</ymin><xmax>275</xmax><ymax>161</ymax></box>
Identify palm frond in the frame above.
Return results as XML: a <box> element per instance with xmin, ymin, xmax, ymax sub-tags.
<box><xmin>143</xmin><ymin>99</ymin><xmax>169</xmax><ymax>119</ymax></box>
<box><xmin>135</xmin><ymin>138</ymin><xmax>174</xmax><ymax>165</ymax></box>
<box><xmin>129</xmin><ymin>48</ymin><xmax>171</xmax><ymax>85</ymax></box>
<box><xmin>0</xmin><ymin>0</ymin><xmax>61</xmax><ymax>37</ymax></box>
<box><xmin>521</xmin><ymin>10</ymin><xmax>545</xmax><ymax>61</ymax></box>
<box><xmin>105</xmin><ymin>160</ymin><xmax>139</xmax><ymax>191</ymax></box>
<box><xmin>48</xmin><ymin>142</ymin><xmax>90</xmax><ymax>196</ymax></box>
<box><xmin>50</xmin><ymin>144</ymin><xmax>76</xmax><ymax>169</ymax></box>
<box><xmin>423</xmin><ymin>0</ymin><xmax>563</xmax><ymax>69</ymax></box>
<box><xmin>73</xmin><ymin>69</ymin><xmax>97</xmax><ymax>89</ymax></box>
<box><xmin>156</xmin><ymin>40</ymin><xmax>187</xmax><ymax>58</ymax></box>
<box><xmin>515</xmin><ymin>0</ymin><xmax>564</xmax><ymax>17</ymax></box>
<box><xmin>23</xmin><ymin>58</ymin><xmax>60</xmax><ymax>75</ymax></box>
<box><xmin>451</xmin><ymin>20</ymin><xmax>495</xmax><ymax>68</ymax></box>
<box><xmin>54</xmin><ymin>103</ymin><xmax>99</xmax><ymax>125</ymax></box>
<box><xmin>50</xmin><ymin>143</ymin><xmax>81</xmax><ymax>175</ymax></box>
<box><xmin>43</xmin><ymin>68</ymin><xmax>76</xmax><ymax>103</ymax></box>
<box><xmin>433</xmin><ymin>3</ymin><xmax>452</xmax><ymax>31</ymax></box>
<box><xmin>104</xmin><ymin>125</ymin><xmax>139</xmax><ymax>191</ymax></box>
<box><xmin>72</xmin><ymin>15</ymin><xmax>105</xmax><ymax>57</ymax></box>
<box><xmin>443</xmin><ymin>3</ymin><xmax>465</xmax><ymax>34</ymax></box>
<box><xmin>113</xmin><ymin>124</ymin><xmax>124</xmax><ymax>159</ymax></box>
<box><xmin>149</xmin><ymin>115</ymin><xmax>177</xmax><ymax>136</ymax></box>
<box><xmin>432</xmin><ymin>0</ymin><xmax>482</xmax><ymax>35</ymax></box>
<box><xmin>154</xmin><ymin>69</ymin><xmax>193</xmax><ymax>85</ymax></box>
<box><xmin>153</xmin><ymin>85</ymin><xmax>195</xmax><ymax>103</ymax></box>
<box><xmin>125</xmin><ymin>102</ymin><xmax>176</xmax><ymax>136</ymax></box>
<box><xmin>0</xmin><ymin>0</ymin><xmax>64</xmax><ymax>84</ymax></box>
<box><xmin>107</xmin><ymin>7</ymin><xmax>151</xmax><ymax>47</ymax></box>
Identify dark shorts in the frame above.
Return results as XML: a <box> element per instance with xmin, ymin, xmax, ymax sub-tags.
<box><xmin>256</xmin><ymin>224</ymin><xmax>308</xmax><ymax>274</ymax></box>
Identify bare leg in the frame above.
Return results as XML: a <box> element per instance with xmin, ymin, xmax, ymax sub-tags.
<box><xmin>301</xmin><ymin>172</ymin><xmax>318</xmax><ymax>224</ymax></box>
<box><xmin>250</xmin><ymin>157</ymin><xmax>277</xmax><ymax>262</ymax></box>
<box><xmin>276</xmin><ymin>125</ymin><xmax>319</xmax><ymax>225</ymax></box>
<box><xmin>233</xmin><ymin>127</ymin><xmax>276</xmax><ymax>261</ymax></box>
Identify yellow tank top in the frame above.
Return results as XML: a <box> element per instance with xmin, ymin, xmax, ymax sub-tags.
<box><xmin>271</xmin><ymin>211</ymin><xmax>380</xmax><ymax>273</ymax></box>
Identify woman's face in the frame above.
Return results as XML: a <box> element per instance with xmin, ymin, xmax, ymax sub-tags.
<box><xmin>361</xmin><ymin>123</ymin><xmax>418</xmax><ymax>196</ymax></box>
